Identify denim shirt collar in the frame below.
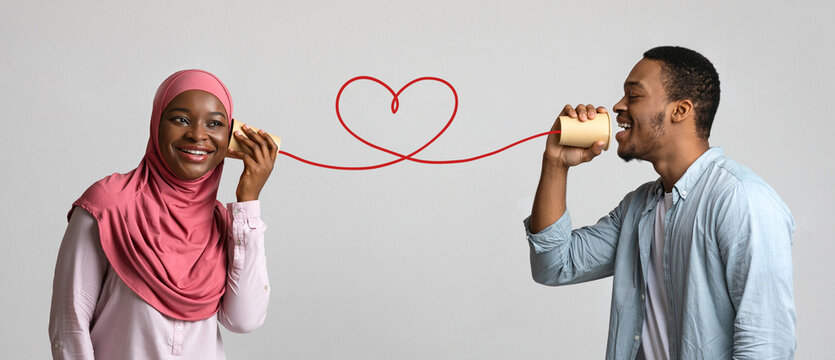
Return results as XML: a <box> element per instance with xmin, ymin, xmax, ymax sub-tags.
<box><xmin>645</xmin><ymin>147</ymin><xmax>724</xmax><ymax>212</ymax></box>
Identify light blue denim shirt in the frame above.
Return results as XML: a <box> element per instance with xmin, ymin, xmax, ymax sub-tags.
<box><xmin>525</xmin><ymin>147</ymin><xmax>796</xmax><ymax>359</ymax></box>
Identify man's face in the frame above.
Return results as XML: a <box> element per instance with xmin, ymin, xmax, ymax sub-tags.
<box><xmin>158</xmin><ymin>90</ymin><xmax>230</xmax><ymax>180</ymax></box>
<box><xmin>612</xmin><ymin>58</ymin><xmax>670</xmax><ymax>162</ymax></box>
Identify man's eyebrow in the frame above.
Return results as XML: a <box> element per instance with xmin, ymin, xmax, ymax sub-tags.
<box><xmin>624</xmin><ymin>81</ymin><xmax>645</xmax><ymax>89</ymax></box>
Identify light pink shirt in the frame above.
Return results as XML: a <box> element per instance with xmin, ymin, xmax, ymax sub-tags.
<box><xmin>49</xmin><ymin>201</ymin><xmax>270</xmax><ymax>360</ymax></box>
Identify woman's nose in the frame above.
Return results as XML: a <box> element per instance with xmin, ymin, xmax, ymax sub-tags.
<box><xmin>185</xmin><ymin>124</ymin><xmax>208</xmax><ymax>141</ymax></box>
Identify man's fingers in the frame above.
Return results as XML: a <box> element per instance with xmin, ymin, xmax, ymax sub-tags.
<box><xmin>582</xmin><ymin>141</ymin><xmax>606</xmax><ymax>161</ymax></box>
<box><xmin>561</xmin><ymin>104</ymin><xmax>607</xmax><ymax>119</ymax></box>
<box><xmin>586</xmin><ymin>104</ymin><xmax>597</xmax><ymax>119</ymax></box>
<box><xmin>575</xmin><ymin>104</ymin><xmax>588</xmax><ymax>121</ymax></box>
<box><xmin>575</xmin><ymin>104</ymin><xmax>587</xmax><ymax>121</ymax></box>
<box><xmin>562</xmin><ymin>104</ymin><xmax>576</xmax><ymax>118</ymax></box>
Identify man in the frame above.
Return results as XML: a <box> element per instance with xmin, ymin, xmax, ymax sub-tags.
<box><xmin>526</xmin><ymin>46</ymin><xmax>795</xmax><ymax>359</ymax></box>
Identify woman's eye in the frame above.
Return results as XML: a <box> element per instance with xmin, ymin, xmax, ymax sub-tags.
<box><xmin>171</xmin><ymin>116</ymin><xmax>189</xmax><ymax>124</ymax></box>
<box><xmin>208</xmin><ymin>120</ymin><xmax>224</xmax><ymax>128</ymax></box>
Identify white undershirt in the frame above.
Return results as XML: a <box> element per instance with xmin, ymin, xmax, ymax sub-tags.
<box><xmin>640</xmin><ymin>192</ymin><xmax>673</xmax><ymax>360</ymax></box>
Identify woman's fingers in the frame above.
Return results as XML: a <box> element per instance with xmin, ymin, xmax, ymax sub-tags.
<box><xmin>261</xmin><ymin>129</ymin><xmax>278</xmax><ymax>162</ymax></box>
<box><xmin>246</xmin><ymin>126</ymin><xmax>279</xmax><ymax>164</ymax></box>
<box><xmin>234</xmin><ymin>128</ymin><xmax>265</xmax><ymax>164</ymax></box>
<box><xmin>242</xmin><ymin>125</ymin><xmax>268</xmax><ymax>163</ymax></box>
<box><xmin>233</xmin><ymin>125</ymin><xmax>277</xmax><ymax>202</ymax></box>
<box><xmin>233</xmin><ymin>130</ymin><xmax>255</xmax><ymax>154</ymax></box>
<box><xmin>235</xmin><ymin>125</ymin><xmax>277</xmax><ymax>175</ymax></box>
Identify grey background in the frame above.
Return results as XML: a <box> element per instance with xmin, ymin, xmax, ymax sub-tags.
<box><xmin>2</xmin><ymin>0</ymin><xmax>832</xmax><ymax>359</ymax></box>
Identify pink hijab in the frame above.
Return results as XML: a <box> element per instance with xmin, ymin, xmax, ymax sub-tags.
<box><xmin>70</xmin><ymin>70</ymin><xmax>234</xmax><ymax>321</ymax></box>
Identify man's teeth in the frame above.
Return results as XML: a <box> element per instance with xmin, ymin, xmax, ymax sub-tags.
<box><xmin>181</xmin><ymin>149</ymin><xmax>209</xmax><ymax>155</ymax></box>
<box><xmin>618</xmin><ymin>123</ymin><xmax>632</xmax><ymax>130</ymax></box>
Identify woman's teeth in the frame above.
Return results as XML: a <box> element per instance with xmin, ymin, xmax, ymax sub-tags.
<box><xmin>181</xmin><ymin>149</ymin><xmax>209</xmax><ymax>155</ymax></box>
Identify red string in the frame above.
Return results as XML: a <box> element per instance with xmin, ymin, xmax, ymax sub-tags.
<box><xmin>277</xmin><ymin>76</ymin><xmax>560</xmax><ymax>170</ymax></box>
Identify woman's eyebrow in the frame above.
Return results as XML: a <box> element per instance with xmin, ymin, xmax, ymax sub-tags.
<box><xmin>166</xmin><ymin>108</ymin><xmax>226</xmax><ymax>119</ymax></box>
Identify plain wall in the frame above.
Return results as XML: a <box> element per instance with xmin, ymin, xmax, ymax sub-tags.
<box><xmin>1</xmin><ymin>0</ymin><xmax>833</xmax><ymax>358</ymax></box>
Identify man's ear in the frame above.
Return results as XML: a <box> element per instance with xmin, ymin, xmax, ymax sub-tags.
<box><xmin>671</xmin><ymin>99</ymin><xmax>694</xmax><ymax>124</ymax></box>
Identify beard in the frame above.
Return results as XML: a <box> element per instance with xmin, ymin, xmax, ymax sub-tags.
<box><xmin>617</xmin><ymin>110</ymin><xmax>666</xmax><ymax>162</ymax></box>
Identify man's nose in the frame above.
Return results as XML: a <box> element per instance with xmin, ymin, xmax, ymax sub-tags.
<box><xmin>613</xmin><ymin>97</ymin><xmax>627</xmax><ymax>113</ymax></box>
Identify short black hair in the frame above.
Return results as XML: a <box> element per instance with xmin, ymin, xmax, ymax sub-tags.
<box><xmin>643</xmin><ymin>46</ymin><xmax>720</xmax><ymax>139</ymax></box>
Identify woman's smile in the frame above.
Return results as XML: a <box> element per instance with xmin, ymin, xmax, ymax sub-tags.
<box><xmin>158</xmin><ymin>89</ymin><xmax>229</xmax><ymax>180</ymax></box>
<box><xmin>176</xmin><ymin>145</ymin><xmax>216</xmax><ymax>162</ymax></box>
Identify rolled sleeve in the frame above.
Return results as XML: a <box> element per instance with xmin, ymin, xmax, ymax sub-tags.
<box><xmin>525</xmin><ymin>190</ymin><xmax>630</xmax><ymax>287</ymax></box>
<box><xmin>524</xmin><ymin>211</ymin><xmax>573</xmax><ymax>254</ymax></box>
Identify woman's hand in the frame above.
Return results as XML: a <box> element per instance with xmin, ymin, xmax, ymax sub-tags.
<box><xmin>228</xmin><ymin>124</ymin><xmax>278</xmax><ymax>202</ymax></box>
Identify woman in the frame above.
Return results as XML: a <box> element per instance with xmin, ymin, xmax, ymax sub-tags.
<box><xmin>48</xmin><ymin>69</ymin><xmax>278</xmax><ymax>359</ymax></box>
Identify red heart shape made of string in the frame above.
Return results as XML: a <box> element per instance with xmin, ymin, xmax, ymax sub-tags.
<box><xmin>334</xmin><ymin>76</ymin><xmax>459</xmax><ymax>169</ymax></box>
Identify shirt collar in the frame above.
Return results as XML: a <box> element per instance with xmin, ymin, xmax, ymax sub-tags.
<box><xmin>644</xmin><ymin>147</ymin><xmax>724</xmax><ymax>212</ymax></box>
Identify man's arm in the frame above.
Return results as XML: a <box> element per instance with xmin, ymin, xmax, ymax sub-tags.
<box><xmin>530</xmin><ymin>104</ymin><xmax>606</xmax><ymax>232</ymax></box>
<box><xmin>717</xmin><ymin>181</ymin><xmax>796</xmax><ymax>359</ymax></box>
<box><xmin>527</xmin><ymin>104</ymin><xmax>617</xmax><ymax>285</ymax></box>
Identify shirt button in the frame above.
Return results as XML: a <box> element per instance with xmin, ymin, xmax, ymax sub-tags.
<box><xmin>634</xmin><ymin>335</ymin><xmax>640</xmax><ymax>341</ymax></box>
<box><xmin>681</xmin><ymin>190</ymin><xmax>687</xmax><ymax>196</ymax></box>
<box><xmin>264</xmin><ymin>285</ymin><xmax>269</xmax><ymax>291</ymax></box>
<box><xmin>233</xmin><ymin>209</ymin><xmax>241</xmax><ymax>214</ymax></box>
<box><xmin>641</xmin><ymin>293</ymin><xmax>645</xmax><ymax>299</ymax></box>
<box><xmin>53</xmin><ymin>342</ymin><xmax>62</xmax><ymax>349</ymax></box>
<box><xmin>236</xmin><ymin>240</ymin><xmax>242</xmax><ymax>246</ymax></box>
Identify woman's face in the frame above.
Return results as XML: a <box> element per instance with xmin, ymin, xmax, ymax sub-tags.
<box><xmin>158</xmin><ymin>90</ymin><xmax>229</xmax><ymax>180</ymax></box>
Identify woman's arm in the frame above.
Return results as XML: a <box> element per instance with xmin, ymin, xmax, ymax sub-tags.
<box><xmin>48</xmin><ymin>207</ymin><xmax>107</xmax><ymax>360</ymax></box>
<box><xmin>218</xmin><ymin>124</ymin><xmax>276</xmax><ymax>333</ymax></box>
<box><xmin>217</xmin><ymin>201</ymin><xmax>270</xmax><ymax>333</ymax></box>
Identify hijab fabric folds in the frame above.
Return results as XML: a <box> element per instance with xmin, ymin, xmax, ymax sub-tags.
<box><xmin>71</xmin><ymin>70</ymin><xmax>233</xmax><ymax>321</ymax></box>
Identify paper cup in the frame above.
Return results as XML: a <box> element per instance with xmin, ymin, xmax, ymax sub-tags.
<box><xmin>557</xmin><ymin>112</ymin><xmax>611</xmax><ymax>150</ymax></box>
<box><xmin>227</xmin><ymin>120</ymin><xmax>282</xmax><ymax>159</ymax></box>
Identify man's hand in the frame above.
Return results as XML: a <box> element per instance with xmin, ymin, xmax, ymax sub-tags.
<box><xmin>530</xmin><ymin>103</ymin><xmax>607</xmax><ymax>233</ymax></box>
<box><xmin>544</xmin><ymin>104</ymin><xmax>607</xmax><ymax>167</ymax></box>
